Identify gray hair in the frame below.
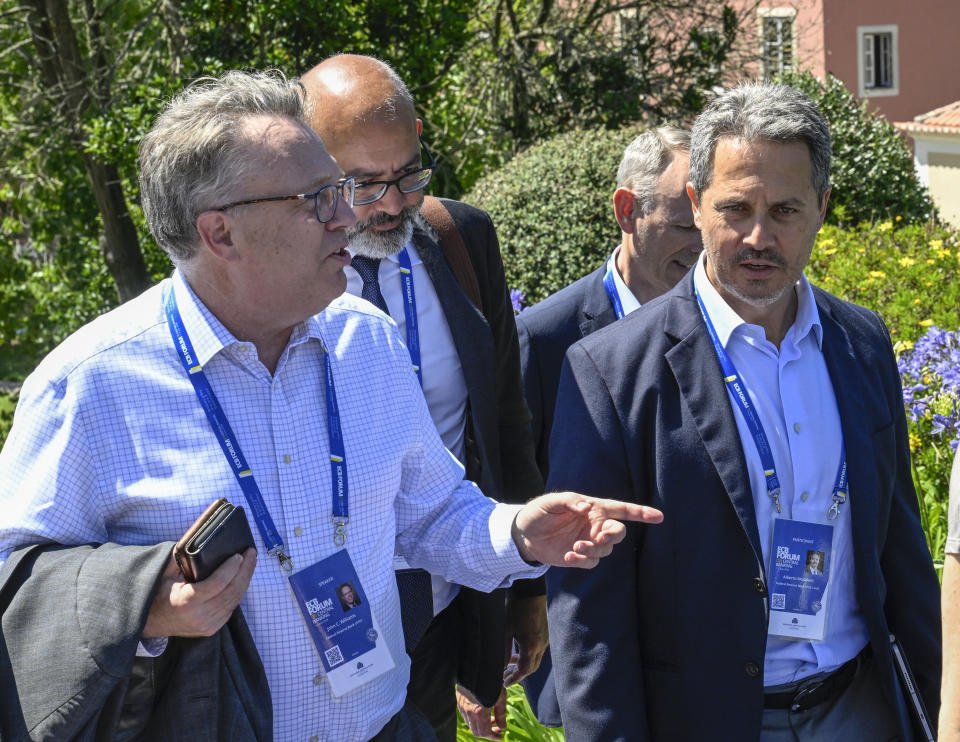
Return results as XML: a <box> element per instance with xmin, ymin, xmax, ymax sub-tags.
<box><xmin>138</xmin><ymin>69</ymin><xmax>306</xmax><ymax>264</ymax></box>
<box><xmin>689</xmin><ymin>81</ymin><xmax>831</xmax><ymax>206</ymax></box>
<box><xmin>616</xmin><ymin>126</ymin><xmax>691</xmax><ymax>216</ymax></box>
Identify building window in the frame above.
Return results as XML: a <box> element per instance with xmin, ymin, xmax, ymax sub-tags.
<box><xmin>758</xmin><ymin>8</ymin><xmax>796</xmax><ymax>78</ymax></box>
<box><xmin>857</xmin><ymin>25</ymin><xmax>899</xmax><ymax>97</ymax></box>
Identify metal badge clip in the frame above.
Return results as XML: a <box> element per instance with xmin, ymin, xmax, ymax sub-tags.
<box><xmin>333</xmin><ymin>518</ymin><xmax>349</xmax><ymax>547</ymax></box>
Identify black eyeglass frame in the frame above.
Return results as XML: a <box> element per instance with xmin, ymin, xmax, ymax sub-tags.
<box><xmin>213</xmin><ymin>176</ymin><xmax>356</xmax><ymax>223</ymax></box>
<box><xmin>351</xmin><ymin>136</ymin><xmax>437</xmax><ymax>206</ymax></box>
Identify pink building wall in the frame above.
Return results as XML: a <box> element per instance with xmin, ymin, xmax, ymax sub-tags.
<box><xmin>729</xmin><ymin>0</ymin><xmax>960</xmax><ymax>122</ymax></box>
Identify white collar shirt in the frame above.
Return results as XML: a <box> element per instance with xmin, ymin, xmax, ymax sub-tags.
<box><xmin>693</xmin><ymin>255</ymin><xmax>869</xmax><ymax>686</ymax></box>
<box><xmin>606</xmin><ymin>245</ymin><xmax>643</xmax><ymax>316</ymax></box>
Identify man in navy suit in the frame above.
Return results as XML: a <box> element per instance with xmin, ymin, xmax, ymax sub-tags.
<box><xmin>302</xmin><ymin>55</ymin><xmax>547</xmax><ymax>741</ymax></box>
<box><xmin>517</xmin><ymin>126</ymin><xmax>701</xmax><ymax>482</ymax></box>
<box><xmin>516</xmin><ymin>126</ymin><xmax>700</xmax><ymax>724</ymax></box>
<box><xmin>546</xmin><ymin>82</ymin><xmax>940</xmax><ymax>741</ymax></box>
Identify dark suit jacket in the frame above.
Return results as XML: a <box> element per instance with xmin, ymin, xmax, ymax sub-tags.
<box><xmin>0</xmin><ymin>542</ymin><xmax>271</xmax><ymax>742</ymax></box>
<box><xmin>410</xmin><ymin>198</ymin><xmax>544</xmax><ymax>706</ymax></box>
<box><xmin>517</xmin><ymin>262</ymin><xmax>617</xmax><ymax>482</ymax></box>
<box><xmin>545</xmin><ymin>271</ymin><xmax>941</xmax><ymax>741</ymax></box>
<box><xmin>515</xmin><ymin>261</ymin><xmax>616</xmax><ymax>725</ymax></box>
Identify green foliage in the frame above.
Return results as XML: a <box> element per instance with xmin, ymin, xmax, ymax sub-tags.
<box><xmin>0</xmin><ymin>391</ymin><xmax>16</xmax><ymax>449</ymax></box>
<box><xmin>467</xmin><ymin>125</ymin><xmax>644</xmax><ymax>305</ymax></box>
<box><xmin>806</xmin><ymin>221</ymin><xmax>960</xmax><ymax>344</ymax></box>
<box><xmin>457</xmin><ymin>685</ymin><xmax>564</xmax><ymax>742</ymax></box>
<box><xmin>776</xmin><ymin>71</ymin><xmax>937</xmax><ymax>227</ymax></box>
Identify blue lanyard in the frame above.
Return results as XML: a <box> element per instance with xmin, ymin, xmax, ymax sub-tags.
<box><xmin>164</xmin><ymin>284</ymin><xmax>350</xmax><ymax>567</ymax></box>
<box><xmin>603</xmin><ymin>256</ymin><xmax>627</xmax><ymax>320</ymax></box>
<box><xmin>694</xmin><ymin>286</ymin><xmax>848</xmax><ymax>520</ymax></box>
<box><xmin>398</xmin><ymin>248</ymin><xmax>423</xmax><ymax>387</ymax></box>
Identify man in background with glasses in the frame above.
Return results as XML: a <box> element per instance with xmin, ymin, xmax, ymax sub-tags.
<box><xmin>302</xmin><ymin>55</ymin><xmax>547</xmax><ymax>741</ymax></box>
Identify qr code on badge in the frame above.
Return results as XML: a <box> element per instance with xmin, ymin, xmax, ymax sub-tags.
<box><xmin>324</xmin><ymin>645</ymin><xmax>345</xmax><ymax>667</ymax></box>
<box><xmin>771</xmin><ymin>593</ymin><xmax>786</xmax><ymax>609</ymax></box>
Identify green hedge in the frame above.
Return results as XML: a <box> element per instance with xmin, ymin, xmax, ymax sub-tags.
<box><xmin>467</xmin><ymin>125</ymin><xmax>643</xmax><ymax>306</ymax></box>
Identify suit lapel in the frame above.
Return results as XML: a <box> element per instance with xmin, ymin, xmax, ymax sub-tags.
<box><xmin>663</xmin><ymin>275</ymin><xmax>765</xmax><ymax>564</ymax></box>
<box><xmin>816</xmin><ymin>293</ymin><xmax>877</xmax><ymax>584</ymax></box>
<box><xmin>578</xmin><ymin>266</ymin><xmax>618</xmax><ymax>338</ymax></box>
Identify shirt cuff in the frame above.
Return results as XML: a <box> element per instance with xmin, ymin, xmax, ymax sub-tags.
<box><xmin>137</xmin><ymin>636</ymin><xmax>169</xmax><ymax>657</ymax></box>
<box><xmin>489</xmin><ymin>503</ymin><xmax>549</xmax><ymax>586</ymax></box>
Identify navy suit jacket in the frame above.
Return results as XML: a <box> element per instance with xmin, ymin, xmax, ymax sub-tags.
<box><xmin>546</xmin><ymin>271</ymin><xmax>941</xmax><ymax>741</ymax></box>
<box><xmin>408</xmin><ymin>199</ymin><xmax>543</xmax><ymax>707</ymax></box>
<box><xmin>517</xmin><ymin>262</ymin><xmax>617</xmax><ymax>482</ymax></box>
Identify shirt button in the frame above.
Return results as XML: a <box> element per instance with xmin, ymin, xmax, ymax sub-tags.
<box><xmin>309</xmin><ymin>735</ymin><xmax>319</xmax><ymax>742</ymax></box>
<box><xmin>753</xmin><ymin>577</ymin><xmax>766</xmax><ymax>595</ymax></box>
<box><xmin>294</xmin><ymin>526</ymin><xmax>304</xmax><ymax>537</ymax></box>
<box><xmin>793</xmin><ymin>422</ymin><xmax>801</xmax><ymax>433</ymax></box>
<box><xmin>800</xmin><ymin>491</ymin><xmax>810</xmax><ymax>502</ymax></box>
<box><xmin>283</xmin><ymin>454</ymin><xmax>292</xmax><ymax>464</ymax></box>
<box><xmin>745</xmin><ymin>661</ymin><xmax>760</xmax><ymax>677</ymax></box>
<box><xmin>313</xmin><ymin>674</ymin><xmax>322</xmax><ymax>686</ymax></box>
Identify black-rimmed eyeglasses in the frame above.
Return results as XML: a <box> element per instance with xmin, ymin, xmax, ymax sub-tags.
<box><xmin>352</xmin><ymin>137</ymin><xmax>436</xmax><ymax>206</ymax></box>
<box><xmin>213</xmin><ymin>176</ymin><xmax>356</xmax><ymax>223</ymax></box>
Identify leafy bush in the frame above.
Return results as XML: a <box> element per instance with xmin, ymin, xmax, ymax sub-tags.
<box><xmin>776</xmin><ymin>71</ymin><xmax>937</xmax><ymax>227</ymax></box>
<box><xmin>466</xmin><ymin>125</ymin><xmax>644</xmax><ymax>305</ymax></box>
<box><xmin>806</xmin><ymin>221</ymin><xmax>960</xmax><ymax>344</ymax></box>
<box><xmin>457</xmin><ymin>685</ymin><xmax>564</xmax><ymax>742</ymax></box>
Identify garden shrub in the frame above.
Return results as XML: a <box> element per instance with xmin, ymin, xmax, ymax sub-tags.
<box><xmin>806</xmin><ymin>221</ymin><xmax>960</xmax><ymax>344</ymax></box>
<box><xmin>776</xmin><ymin>70</ymin><xmax>937</xmax><ymax>227</ymax></box>
<box><xmin>466</xmin><ymin>125</ymin><xmax>644</xmax><ymax>306</ymax></box>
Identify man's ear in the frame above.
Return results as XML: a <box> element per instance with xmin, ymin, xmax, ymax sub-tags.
<box><xmin>416</xmin><ymin>118</ymin><xmax>423</xmax><ymax>136</ymax></box>
<box><xmin>686</xmin><ymin>182</ymin><xmax>704</xmax><ymax>230</ymax></box>
<box><xmin>196</xmin><ymin>210</ymin><xmax>238</xmax><ymax>262</ymax></box>
<box><xmin>613</xmin><ymin>188</ymin><xmax>637</xmax><ymax>233</ymax></box>
<box><xmin>816</xmin><ymin>187</ymin><xmax>831</xmax><ymax>230</ymax></box>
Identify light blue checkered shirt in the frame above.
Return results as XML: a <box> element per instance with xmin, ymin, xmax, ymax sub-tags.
<box><xmin>0</xmin><ymin>270</ymin><xmax>543</xmax><ymax>741</ymax></box>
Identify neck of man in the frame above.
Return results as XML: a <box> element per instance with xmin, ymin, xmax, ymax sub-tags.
<box><xmin>182</xmin><ymin>268</ymin><xmax>294</xmax><ymax>375</ymax></box>
<box><xmin>705</xmin><ymin>262</ymin><xmax>799</xmax><ymax>350</ymax></box>
<box><xmin>615</xmin><ymin>238</ymin><xmax>652</xmax><ymax>306</ymax></box>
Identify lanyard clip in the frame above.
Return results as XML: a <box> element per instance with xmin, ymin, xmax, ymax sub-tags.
<box><xmin>769</xmin><ymin>487</ymin><xmax>782</xmax><ymax>514</ymax></box>
<box><xmin>269</xmin><ymin>545</ymin><xmax>294</xmax><ymax>572</ymax></box>
<box><xmin>828</xmin><ymin>491</ymin><xmax>845</xmax><ymax>520</ymax></box>
<box><xmin>333</xmin><ymin>518</ymin><xmax>349</xmax><ymax>547</ymax></box>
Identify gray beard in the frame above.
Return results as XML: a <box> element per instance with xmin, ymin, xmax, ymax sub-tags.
<box><xmin>347</xmin><ymin>206</ymin><xmax>419</xmax><ymax>259</ymax></box>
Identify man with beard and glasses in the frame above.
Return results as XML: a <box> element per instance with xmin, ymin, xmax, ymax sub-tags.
<box><xmin>544</xmin><ymin>81</ymin><xmax>940</xmax><ymax>742</ymax></box>
<box><xmin>301</xmin><ymin>55</ymin><xmax>547</xmax><ymax>741</ymax></box>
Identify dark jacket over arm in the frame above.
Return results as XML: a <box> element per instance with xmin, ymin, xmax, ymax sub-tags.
<box><xmin>0</xmin><ymin>542</ymin><xmax>271</xmax><ymax>742</ymax></box>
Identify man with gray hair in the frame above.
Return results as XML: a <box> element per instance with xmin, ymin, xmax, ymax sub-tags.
<box><xmin>516</xmin><ymin>125</ymin><xmax>700</xmax><ymax>725</ymax></box>
<box><xmin>0</xmin><ymin>69</ymin><xmax>663</xmax><ymax>742</ymax></box>
<box><xmin>545</xmin><ymin>82</ymin><xmax>940</xmax><ymax>741</ymax></box>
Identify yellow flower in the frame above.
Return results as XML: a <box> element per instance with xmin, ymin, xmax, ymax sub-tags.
<box><xmin>913</xmin><ymin>298</ymin><xmax>921</xmax><ymax>305</ymax></box>
<box><xmin>937</xmin><ymin>248</ymin><xmax>951</xmax><ymax>259</ymax></box>
<box><xmin>895</xmin><ymin>215</ymin><xmax>903</xmax><ymax>222</ymax></box>
<box><xmin>931</xmin><ymin>239</ymin><xmax>944</xmax><ymax>249</ymax></box>
<box><xmin>857</xmin><ymin>248</ymin><xmax>866</xmax><ymax>255</ymax></box>
<box><xmin>878</xmin><ymin>221</ymin><xmax>893</xmax><ymax>231</ymax></box>
<box><xmin>818</xmin><ymin>238</ymin><xmax>835</xmax><ymax>248</ymax></box>
<box><xmin>920</xmin><ymin>319</ymin><xmax>934</xmax><ymax>327</ymax></box>
<box><xmin>823</xmin><ymin>248</ymin><xmax>838</xmax><ymax>256</ymax></box>
<box><xmin>926</xmin><ymin>258</ymin><xmax>935</xmax><ymax>265</ymax></box>
<box><xmin>926</xmin><ymin>281</ymin><xmax>933</xmax><ymax>286</ymax></box>
<box><xmin>864</xmin><ymin>277</ymin><xmax>875</xmax><ymax>285</ymax></box>
<box><xmin>909</xmin><ymin>431</ymin><xmax>920</xmax><ymax>453</ymax></box>
<box><xmin>869</xmin><ymin>270</ymin><xmax>886</xmax><ymax>278</ymax></box>
<box><xmin>899</xmin><ymin>257</ymin><xmax>916</xmax><ymax>267</ymax></box>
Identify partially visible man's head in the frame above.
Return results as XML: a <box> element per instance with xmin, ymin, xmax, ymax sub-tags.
<box><xmin>688</xmin><ymin>82</ymin><xmax>831</xmax><ymax>208</ymax></box>
<box><xmin>613</xmin><ymin>126</ymin><xmax>701</xmax><ymax>304</ymax></box>
<box><xmin>139</xmin><ymin>70</ymin><xmax>306</xmax><ymax>264</ymax></box>
<box><xmin>302</xmin><ymin>55</ymin><xmax>428</xmax><ymax>259</ymax></box>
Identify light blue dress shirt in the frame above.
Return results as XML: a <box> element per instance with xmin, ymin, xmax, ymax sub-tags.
<box><xmin>0</xmin><ymin>270</ymin><xmax>544</xmax><ymax>742</ymax></box>
<box><xmin>693</xmin><ymin>256</ymin><xmax>869</xmax><ymax>686</ymax></box>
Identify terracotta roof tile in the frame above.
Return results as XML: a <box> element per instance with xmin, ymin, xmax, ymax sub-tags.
<box><xmin>896</xmin><ymin>100</ymin><xmax>960</xmax><ymax>134</ymax></box>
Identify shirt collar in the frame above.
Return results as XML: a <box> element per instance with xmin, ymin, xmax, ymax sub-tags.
<box><xmin>607</xmin><ymin>245</ymin><xmax>643</xmax><ymax>316</ymax></box>
<box><xmin>172</xmin><ymin>270</ymin><xmax>322</xmax><ymax>367</ymax></box>
<box><xmin>382</xmin><ymin>240</ymin><xmax>421</xmax><ymax>267</ymax></box>
<box><xmin>692</xmin><ymin>254</ymin><xmax>822</xmax><ymax>350</ymax></box>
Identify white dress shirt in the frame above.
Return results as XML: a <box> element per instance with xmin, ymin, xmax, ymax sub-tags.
<box><xmin>345</xmin><ymin>242</ymin><xmax>468</xmax><ymax>614</ymax></box>
<box><xmin>693</xmin><ymin>255</ymin><xmax>869</xmax><ymax>686</ymax></box>
<box><xmin>606</xmin><ymin>245</ymin><xmax>643</xmax><ymax>316</ymax></box>
<box><xmin>0</xmin><ymin>271</ymin><xmax>545</xmax><ymax>742</ymax></box>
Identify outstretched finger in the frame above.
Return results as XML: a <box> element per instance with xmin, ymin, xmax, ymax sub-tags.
<box><xmin>581</xmin><ymin>497</ymin><xmax>663</xmax><ymax>524</ymax></box>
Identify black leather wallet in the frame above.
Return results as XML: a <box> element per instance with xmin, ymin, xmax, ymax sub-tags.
<box><xmin>173</xmin><ymin>498</ymin><xmax>256</xmax><ymax>582</ymax></box>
